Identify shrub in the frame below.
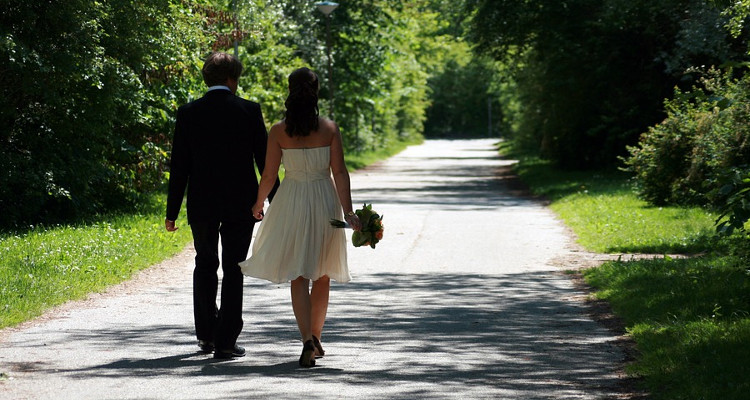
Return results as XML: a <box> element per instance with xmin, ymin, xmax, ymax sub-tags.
<box><xmin>625</xmin><ymin>69</ymin><xmax>750</xmax><ymax>206</ymax></box>
<box><xmin>0</xmin><ymin>1</ymin><xmax>207</xmax><ymax>228</ymax></box>
<box><xmin>714</xmin><ymin>167</ymin><xmax>750</xmax><ymax>235</ymax></box>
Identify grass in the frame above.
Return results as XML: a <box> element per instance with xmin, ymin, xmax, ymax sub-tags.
<box><xmin>585</xmin><ymin>255</ymin><xmax>750</xmax><ymax>399</ymax></box>
<box><xmin>507</xmin><ymin>148</ymin><xmax>716</xmax><ymax>254</ymax></box>
<box><xmin>501</xmin><ymin>142</ymin><xmax>750</xmax><ymax>399</ymax></box>
<box><xmin>0</xmin><ymin>195</ymin><xmax>192</xmax><ymax>329</ymax></box>
<box><xmin>0</xmin><ymin>139</ymin><xmax>418</xmax><ymax>330</ymax></box>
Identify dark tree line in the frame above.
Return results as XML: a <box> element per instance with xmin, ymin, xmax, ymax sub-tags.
<box><xmin>462</xmin><ymin>0</ymin><xmax>750</xmax><ymax>231</ymax></box>
<box><xmin>466</xmin><ymin>0</ymin><xmax>750</xmax><ymax>168</ymax></box>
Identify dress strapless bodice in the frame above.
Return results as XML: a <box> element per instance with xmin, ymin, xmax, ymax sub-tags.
<box><xmin>281</xmin><ymin>146</ymin><xmax>331</xmax><ymax>182</ymax></box>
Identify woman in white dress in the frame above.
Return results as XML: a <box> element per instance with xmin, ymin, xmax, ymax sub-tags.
<box><xmin>239</xmin><ymin>67</ymin><xmax>361</xmax><ymax>367</ymax></box>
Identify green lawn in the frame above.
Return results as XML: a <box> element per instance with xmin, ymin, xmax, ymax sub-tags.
<box><xmin>503</xmin><ymin>144</ymin><xmax>750</xmax><ymax>399</ymax></box>
<box><xmin>511</xmin><ymin>153</ymin><xmax>716</xmax><ymax>254</ymax></box>
<box><xmin>585</xmin><ymin>254</ymin><xmax>750</xmax><ymax>399</ymax></box>
<box><xmin>0</xmin><ymin>195</ymin><xmax>192</xmax><ymax>328</ymax></box>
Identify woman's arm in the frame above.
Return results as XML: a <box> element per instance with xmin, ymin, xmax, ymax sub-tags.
<box><xmin>329</xmin><ymin>122</ymin><xmax>361</xmax><ymax>230</ymax></box>
<box><xmin>251</xmin><ymin>104</ymin><xmax>280</xmax><ymax>202</ymax></box>
<box><xmin>252</xmin><ymin>124</ymin><xmax>282</xmax><ymax>220</ymax></box>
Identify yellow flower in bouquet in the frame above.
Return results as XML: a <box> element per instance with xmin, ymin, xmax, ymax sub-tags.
<box><xmin>330</xmin><ymin>204</ymin><xmax>384</xmax><ymax>248</ymax></box>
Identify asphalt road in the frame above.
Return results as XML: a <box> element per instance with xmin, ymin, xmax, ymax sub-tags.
<box><xmin>0</xmin><ymin>139</ymin><xmax>627</xmax><ymax>399</ymax></box>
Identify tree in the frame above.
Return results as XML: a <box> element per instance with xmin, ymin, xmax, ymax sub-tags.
<box><xmin>0</xmin><ymin>0</ymin><xmax>207</xmax><ymax>227</ymax></box>
<box><xmin>271</xmin><ymin>0</ymin><xmax>435</xmax><ymax>151</ymax></box>
<box><xmin>0</xmin><ymin>0</ymin><xmax>471</xmax><ymax>228</ymax></box>
<box><xmin>466</xmin><ymin>0</ymin><xmax>747</xmax><ymax>168</ymax></box>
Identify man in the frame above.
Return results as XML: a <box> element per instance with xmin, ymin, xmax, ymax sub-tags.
<box><xmin>165</xmin><ymin>52</ymin><xmax>278</xmax><ymax>359</ymax></box>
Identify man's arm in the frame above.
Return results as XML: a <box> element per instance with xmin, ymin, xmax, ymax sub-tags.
<box><xmin>165</xmin><ymin>107</ymin><xmax>190</xmax><ymax>230</ymax></box>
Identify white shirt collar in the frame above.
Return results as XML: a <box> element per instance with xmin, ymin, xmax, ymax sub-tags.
<box><xmin>207</xmin><ymin>85</ymin><xmax>231</xmax><ymax>92</ymax></box>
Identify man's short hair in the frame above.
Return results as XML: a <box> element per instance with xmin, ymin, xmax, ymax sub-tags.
<box><xmin>201</xmin><ymin>52</ymin><xmax>243</xmax><ymax>87</ymax></box>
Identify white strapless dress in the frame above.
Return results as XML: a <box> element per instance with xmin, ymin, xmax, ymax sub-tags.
<box><xmin>239</xmin><ymin>146</ymin><xmax>350</xmax><ymax>283</ymax></box>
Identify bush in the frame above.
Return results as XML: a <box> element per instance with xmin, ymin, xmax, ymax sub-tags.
<box><xmin>0</xmin><ymin>1</ymin><xmax>207</xmax><ymax>228</ymax></box>
<box><xmin>714</xmin><ymin>167</ymin><xmax>750</xmax><ymax>235</ymax></box>
<box><xmin>625</xmin><ymin>69</ymin><xmax>750</xmax><ymax>206</ymax></box>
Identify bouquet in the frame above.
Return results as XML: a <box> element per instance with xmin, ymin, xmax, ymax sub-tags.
<box><xmin>330</xmin><ymin>204</ymin><xmax>384</xmax><ymax>248</ymax></box>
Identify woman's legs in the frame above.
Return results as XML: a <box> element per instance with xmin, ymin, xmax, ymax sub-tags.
<box><xmin>292</xmin><ymin>276</ymin><xmax>328</xmax><ymax>367</ymax></box>
<box><xmin>290</xmin><ymin>275</ymin><xmax>331</xmax><ymax>341</ymax></box>
<box><xmin>291</xmin><ymin>275</ymin><xmax>331</xmax><ymax>361</ymax></box>
<box><xmin>310</xmin><ymin>275</ymin><xmax>330</xmax><ymax>357</ymax></box>
<box><xmin>290</xmin><ymin>277</ymin><xmax>312</xmax><ymax>342</ymax></box>
<box><xmin>310</xmin><ymin>275</ymin><xmax>330</xmax><ymax>339</ymax></box>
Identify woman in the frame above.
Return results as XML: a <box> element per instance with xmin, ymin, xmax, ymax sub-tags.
<box><xmin>239</xmin><ymin>67</ymin><xmax>361</xmax><ymax>367</ymax></box>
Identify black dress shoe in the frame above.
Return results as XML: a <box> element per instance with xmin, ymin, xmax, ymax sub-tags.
<box><xmin>213</xmin><ymin>345</ymin><xmax>246</xmax><ymax>359</ymax></box>
<box><xmin>198</xmin><ymin>340</ymin><xmax>215</xmax><ymax>354</ymax></box>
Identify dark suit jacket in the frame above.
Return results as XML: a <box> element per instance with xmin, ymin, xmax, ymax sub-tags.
<box><xmin>166</xmin><ymin>89</ymin><xmax>277</xmax><ymax>224</ymax></box>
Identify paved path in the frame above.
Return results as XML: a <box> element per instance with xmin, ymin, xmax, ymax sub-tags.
<box><xmin>0</xmin><ymin>139</ymin><xmax>626</xmax><ymax>399</ymax></box>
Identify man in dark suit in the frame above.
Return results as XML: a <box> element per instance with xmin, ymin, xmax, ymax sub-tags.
<box><xmin>165</xmin><ymin>52</ymin><xmax>278</xmax><ymax>359</ymax></box>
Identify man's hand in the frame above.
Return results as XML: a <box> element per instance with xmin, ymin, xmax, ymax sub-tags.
<box><xmin>165</xmin><ymin>218</ymin><xmax>178</xmax><ymax>232</ymax></box>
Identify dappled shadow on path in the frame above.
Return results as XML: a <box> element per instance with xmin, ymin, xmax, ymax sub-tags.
<box><xmin>27</xmin><ymin>271</ymin><xmax>626</xmax><ymax>398</ymax></box>
<box><xmin>352</xmin><ymin>152</ymin><xmax>536</xmax><ymax>211</ymax></box>
<box><xmin>309</xmin><ymin>272</ymin><xmax>623</xmax><ymax>398</ymax></box>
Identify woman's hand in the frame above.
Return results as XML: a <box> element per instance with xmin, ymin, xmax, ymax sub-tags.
<box><xmin>252</xmin><ymin>202</ymin><xmax>265</xmax><ymax>220</ymax></box>
<box><xmin>345</xmin><ymin>213</ymin><xmax>362</xmax><ymax>231</ymax></box>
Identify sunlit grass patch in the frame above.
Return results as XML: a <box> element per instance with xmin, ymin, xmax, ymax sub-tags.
<box><xmin>584</xmin><ymin>256</ymin><xmax>750</xmax><ymax>399</ymax></box>
<box><xmin>506</xmin><ymin>151</ymin><xmax>715</xmax><ymax>254</ymax></box>
<box><xmin>0</xmin><ymin>195</ymin><xmax>192</xmax><ymax>328</ymax></box>
<box><xmin>552</xmin><ymin>190</ymin><xmax>715</xmax><ymax>254</ymax></box>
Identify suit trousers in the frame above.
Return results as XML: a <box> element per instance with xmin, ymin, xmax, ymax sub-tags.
<box><xmin>190</xmin><ymin>219</ymin><xmax>254</xmax><ymax>350</ymax></box>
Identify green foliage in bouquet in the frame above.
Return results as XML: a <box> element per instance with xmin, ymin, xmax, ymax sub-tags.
<box><xmin>330</xmin><ymin>204</ymin><xmax>384</xmax><ymax>248</ymax></box>
<box><xmin>351</xmin><ymin>204</ymin><xmax>384</xmax><ymax>249</ymax></box>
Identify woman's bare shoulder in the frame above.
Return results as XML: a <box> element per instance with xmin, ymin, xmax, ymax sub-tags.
<box><xmin>318</xmin><ymin>118</ymin><xmax>340</xmax><ymax>144</ymax></box>
<box><xmin>268</xmin><ymin>121</ymin><xmax>286</xmax><ymax>138</ymax></box>
<box><xmin>270</xmin><ymin>120</ymin><xmax>286</xmax><ymax>132</ymax></box>
<box><xmin>317</xmin><ymin>118</ymin><xmax>340</xmax><ymax>147</ymax></box>
<box><xmin>317</xmin><ymin>117</ymin><xmax>339</xmax><ymax>132</ymax></box>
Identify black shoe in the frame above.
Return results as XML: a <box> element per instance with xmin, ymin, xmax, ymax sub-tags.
<box><xmin>198</xmin><ymin>340</ymin><xmax>215</xmax><ymax>354</ymax></box>
<box><xmin>299</xmin><ymin>340</ymin><xmax>316</xmax><ymax>367</ymax></box>
<box><xmin>214</xmin><ymin>345</ymin><xmax>246</xmax><ymax>359</ymax></box>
